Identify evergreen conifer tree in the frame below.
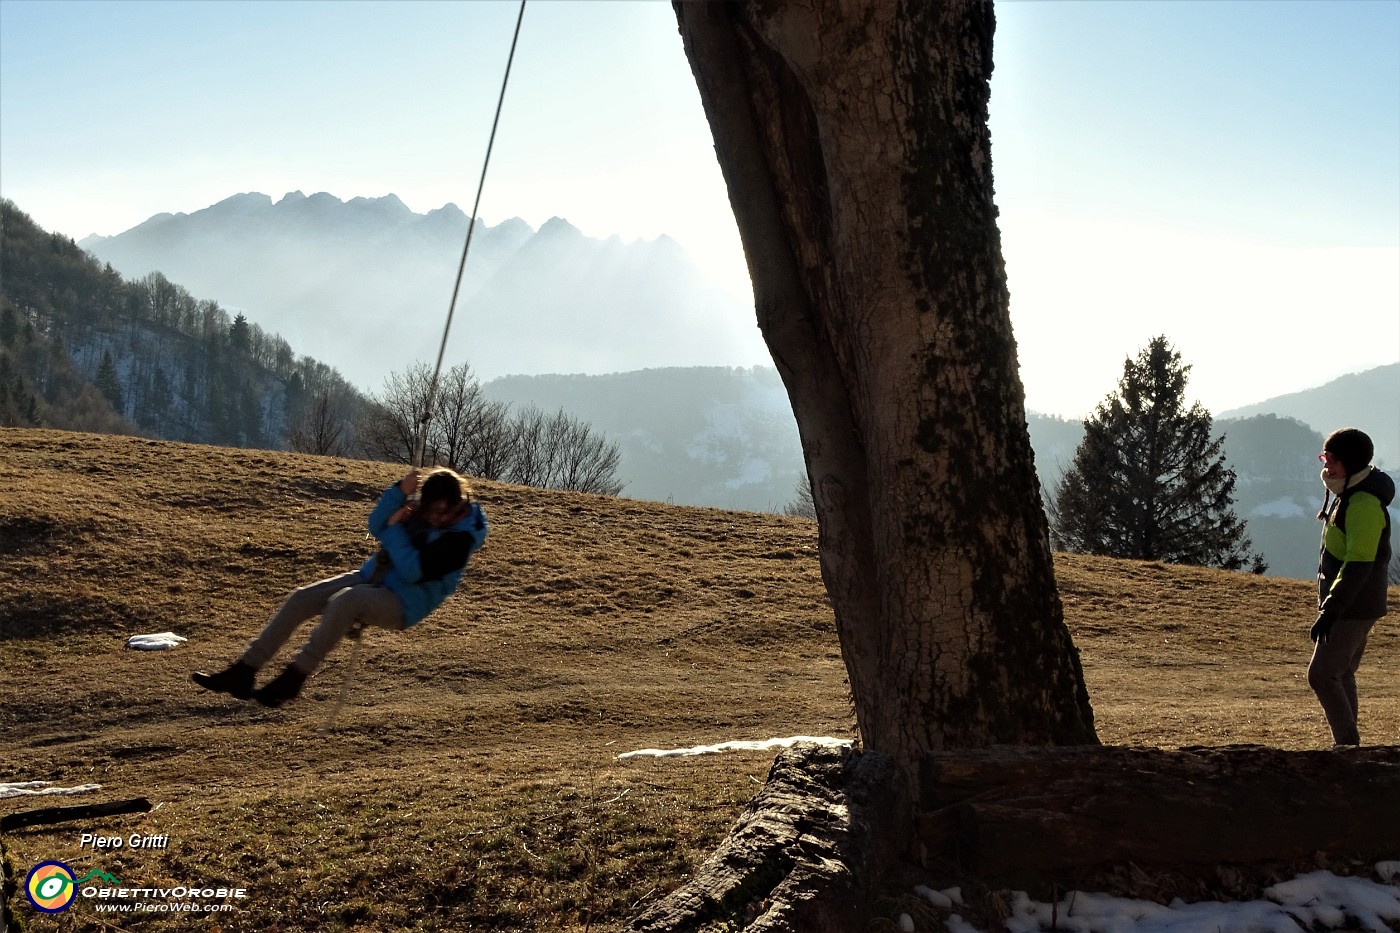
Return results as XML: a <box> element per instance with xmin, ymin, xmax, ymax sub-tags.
<box><xmin>1051</xmin><ymin>336</ymin><xmax>1266</xmax><ymax>573</ymax></box>
<box><xmin>0</xmin><ymin>305</ymin><xmax>17</xmax><ymax>346</ymax></box>
<box><xmin>229</xmin><ymin>312</ymin><xmax>252</xmax><ymax>355</ymax></box>
<box><xmin>19</xmin><ymin>384</ymin><xmax>40</xmax><ymax>425</ymax></box>
<box><xmin>94</xmin><ymin>349</ymin><xmax>125</xmax><ymax>415</ymax></box>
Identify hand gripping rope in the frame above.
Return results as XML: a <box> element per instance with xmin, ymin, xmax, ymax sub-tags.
<box><xmin>321</xmin><ymin>0</ymin><xmax>527</xmax><ymax>734</ymax></box>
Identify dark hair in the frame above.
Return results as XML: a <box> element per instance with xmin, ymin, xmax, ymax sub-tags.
<box><xmin>1324</xmin><ymin>428</ymin><xmax>1373</xmax><ymax>475</ymax></box>
<box><xmin>420</xmin><ymin>468</ymin><xmax>469</xmax><ymax>506</ymax></box>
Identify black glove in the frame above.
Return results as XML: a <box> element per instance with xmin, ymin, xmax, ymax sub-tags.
<box><xmin>1310</xmin><ymin>610</ymin><xmax>1335</xmax><ymax>644</ymax></box>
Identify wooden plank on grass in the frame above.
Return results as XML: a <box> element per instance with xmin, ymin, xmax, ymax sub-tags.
<box><xmin>1</xmin><ymin>798</ymin><xmax>152</xmax><ymax>832</ymax></box>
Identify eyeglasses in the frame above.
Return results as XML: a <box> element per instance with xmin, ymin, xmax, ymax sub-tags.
<box><xmin>1319</xmin><ymin>452</ymin><xmax>1336</xmax><ymax>463</ymax></box>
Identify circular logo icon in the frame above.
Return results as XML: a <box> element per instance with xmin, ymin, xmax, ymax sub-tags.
<box><xmin>25</xmin><ymin>861</ymin><xmax>77</xmax><ymax>913</ymax></box>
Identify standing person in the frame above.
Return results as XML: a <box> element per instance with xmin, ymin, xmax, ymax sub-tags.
<box><xmin>193</xmin><ymin>468</ymin><xmax>488</xmax><ymax>708</ymax></box>
<box><xmin>1308</xmin><ymin>428</ymin><xmax>1393</xmax><ymax>746</ymax></box>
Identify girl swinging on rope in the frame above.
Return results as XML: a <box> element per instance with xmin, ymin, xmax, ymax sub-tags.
<box><xmin>192</xmin><ymin>0</ymin><xmax>516</xmax><ymax>711</ymax></box>
<box><xmin>193</xmin><ymin>468</ymin><xmax>487</xmax><ymax>707</ymax></box>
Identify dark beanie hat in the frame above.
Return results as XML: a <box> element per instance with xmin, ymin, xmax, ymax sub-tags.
<box><xmin>1324</xmin><ymin>428</ymin><xmax>1373</xmax><ymax>474</ymax></box>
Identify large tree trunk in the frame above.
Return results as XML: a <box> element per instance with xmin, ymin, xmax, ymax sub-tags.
<box><xmin>673</xmin><ymin>0</ymin><xmax>1096</xmax><ymax>781</ymax></box>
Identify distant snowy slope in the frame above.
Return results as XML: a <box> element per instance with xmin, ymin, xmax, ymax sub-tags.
<box><xmin>484</xmin><ymin>367</ymin><xmax>805</xmax><ymax>513</ymax></box>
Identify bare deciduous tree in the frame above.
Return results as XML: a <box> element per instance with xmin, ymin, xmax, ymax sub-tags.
<box><xmin>359</xmin><ymin>363</ymin><xmax>429</xmax><ymax>466</ymax></box>
<box><xmin>287</xmin><ymin>390</ymin><xmax>348</xmax><ymax>457</ymax></box>
<box><xmin>506</xmin><ymin>405</ymin><xmax>624</xmax><ymax>496</ymax></box>
<box><xmin>781</xmin><ymin>475</ymin><xmax>816</xmax><ymax>519</ymax></box>
<box><xmin>545</xmin><ymin>409</ymin><xmax>625</xmax><ymax>496</ymax></box>
<box><xmin>430</xmin><ymin>363</ymin><xmax>495</xmax><ymax>473</ymax></box>
<box><xmin>629</xmin><ymin>3</ymin><xmax>1103</xmax><ymax>925</ymax></box>
<box><xmin>505</xmin><ymin>404</ymin><xmax>550</xmax><ymax>488</ymax></box>
<box><xmin>363</xmin><ymin>365</ymin><xmax>623</xmax><ymax>496</ymax></box>
<box><xmin>459</xmin><ymin>397</ymin><xmax>516</xmax><ymax>481</ymax></box>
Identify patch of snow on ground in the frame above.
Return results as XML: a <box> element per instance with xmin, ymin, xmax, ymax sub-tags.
<box><xmin>125</xmin><ymin>631</ymin><xmax>187</xmax><ymax>650</ymax></box>
<box><xmin>939</xmin><ymin>866</ymin><xmax>1400</xmax><ymax>933</ymax></box>
<box><xmin>917</xmin><ymin>885</ymin><xmax>961</xmax><ymax>909</ymax></box>
<box><xmin>617</xmin><ymin>735</ymin><xmax>851</xmax><ymax>761</ymax></box>
<box><xmin>0</xmin><ymin>781</ymin><xmax>103</xmax><ymax>799</ymax></box>
<box><xmin>724</xmin><ymin>458</ymin><xmax>773</xmax><ymax>489</ymax></box>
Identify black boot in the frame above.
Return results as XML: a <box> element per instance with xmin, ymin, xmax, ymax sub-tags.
<box><xmin>192</xmin><ymin>661</ymin><xmax>257</xmax><ymax>700</ymax></box>
<box><xmin>254</xmin><ymin>665</ymin><xmax>308</xmax><ymax>708</ymax></box>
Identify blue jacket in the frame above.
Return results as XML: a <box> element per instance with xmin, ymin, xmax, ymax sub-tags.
<box><xmin>358</xmin><ymin>483</ymin><xmax>488</xmax><ymax>627</ymax></box>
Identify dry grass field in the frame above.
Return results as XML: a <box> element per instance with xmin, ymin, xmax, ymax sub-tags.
<box><xmin>2</xmin><ymin>428</ymin><xmax>1396</xmax><ymax>932</ymax></box>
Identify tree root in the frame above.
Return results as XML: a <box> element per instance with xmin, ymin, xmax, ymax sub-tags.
<box><xmin>629</xmin><ymin>743</ymin><xmax>905</xmax><ymax>933</ymax></box>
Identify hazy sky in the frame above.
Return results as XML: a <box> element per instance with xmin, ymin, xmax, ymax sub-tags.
<box><xmin>1</xmin><ymin>0</ymin><xmax>1396</xmax><ymax>419</ymax></box>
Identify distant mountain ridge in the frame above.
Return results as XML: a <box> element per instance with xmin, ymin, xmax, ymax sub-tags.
<box><xmin>1219</xmin><ymin>363</ymin><xmax>1398</xmax><ymax>470</ymax></box>
<box><xmin>79</xmin><ymin>191</ymin><xmax>766</xmax><ymax>392</ymax></box>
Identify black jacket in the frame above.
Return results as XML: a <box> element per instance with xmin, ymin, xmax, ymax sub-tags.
<box><xmin>1318</xmin><ymin>467</ymin><xmax>1394</xmax><ymax>620</ymax></box>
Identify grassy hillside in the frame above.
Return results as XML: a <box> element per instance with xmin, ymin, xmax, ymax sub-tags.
<box><xmin>2</xmin><ymin>429</ymin><xmax>1396</xmax><ymax>932</ymax></box>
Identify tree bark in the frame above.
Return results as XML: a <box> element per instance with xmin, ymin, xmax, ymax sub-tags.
<box><xmin>673</xmin><ymin>0</ymin><xmax>1096</xmax><ymax>782</ymax></box>
<box><xmin>631</xmin><ymin>745</ymin><xmax>904</xmax><ymax>933</ymax></box>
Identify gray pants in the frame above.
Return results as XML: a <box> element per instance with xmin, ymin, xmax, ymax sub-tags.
<box><xmin>240</xmin><ymin>572</ymin><xmax>404</xmax><ymax>675</ymax></box>
<box><xmin>1307</xmin><ymin>615</ymin><xmax>1378</xmax><ymax>746</ymax></box>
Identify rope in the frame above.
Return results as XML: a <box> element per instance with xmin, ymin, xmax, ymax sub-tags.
<box><xmin>414</xmin><ymin>0</ymin><xmax>528</xmax><ymax>470</ymax></box>
<box><xmin>324</xmin><ymin>3</ymin><xmax>526</xmax><ymax>733</ymax></box>
<box><xmin>319</xmin><ymin>625</ymin><xmax>364</xmax><ymax>734</ymax></box>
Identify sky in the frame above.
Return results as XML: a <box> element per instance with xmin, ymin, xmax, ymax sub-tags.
<box><xmin>1</xmin><ymin>0</ymin><xmax>1396</xmax><ymax>420</ymax></box>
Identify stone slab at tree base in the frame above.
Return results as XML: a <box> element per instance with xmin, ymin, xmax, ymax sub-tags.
<box><xmin>920</xmin><ymin>744</ymin><xmax>1400</xmax><ymax>898</ymax></box>
<box><xmin>630</xmin><ymin>743</ymin><xmax>1400</xmax><ymax>933</ymax></box>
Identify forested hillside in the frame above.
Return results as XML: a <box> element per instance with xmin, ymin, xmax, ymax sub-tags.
<box><xmin>0</xmin><ymin>200</ymin><xmax>368</xmax><ymax>448</ymax></box>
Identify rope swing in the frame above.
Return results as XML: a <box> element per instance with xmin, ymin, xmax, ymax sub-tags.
<box><xmin>323</xmin><ymin>1</ymin><xmax>526</xmax><ymax>734</ymax></box>
<box><xmin>414</xmin><ymin>0</ymin><xmax>528</xmax><ymax>471</ymax></box>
